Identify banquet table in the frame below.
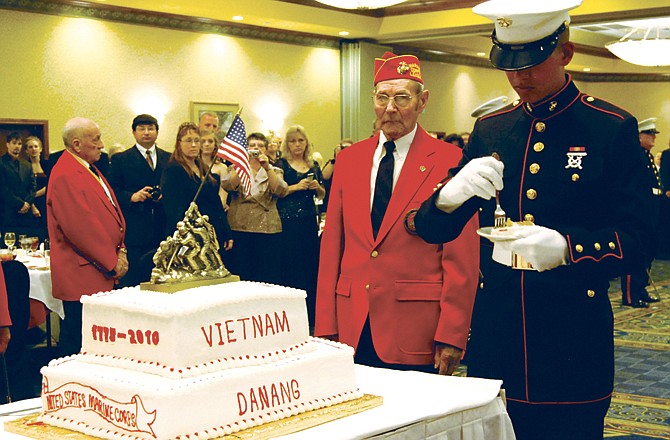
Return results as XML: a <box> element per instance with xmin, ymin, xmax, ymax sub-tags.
<box><xmin>18</xmin><ymin>254</ymin><xmax>64</xmax><ymax>321</ymax></box>
<box><xmin>0</xmin><ymin>365</ymin><xmax>516</xmax><ymax>440</ymax></box>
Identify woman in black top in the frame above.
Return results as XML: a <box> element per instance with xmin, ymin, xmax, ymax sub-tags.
<box><xmin>275</xmin><ymin>125</ymin><xmax>325</xmax><ymax>327</ymax></box>
<box><xmin>161</xmin><ymin>122</ymin><xmax>233</xmax><ymax>261</ymax></box>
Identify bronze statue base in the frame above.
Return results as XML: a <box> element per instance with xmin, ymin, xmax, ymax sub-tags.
<box><xmin>140</xmin><ymin>274</ymin><xmax>241</xmax><ymax>293</ymax></box>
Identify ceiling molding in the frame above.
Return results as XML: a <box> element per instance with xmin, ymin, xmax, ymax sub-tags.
<box><xmin>3</xmin><ymin>0</ymin><xmax>669</xmax><ymax>82</ymax></box>
<box><xmin>0</xmin><ymin>0</ymin><xmax>341</xmax><ymax>49</ymax></box>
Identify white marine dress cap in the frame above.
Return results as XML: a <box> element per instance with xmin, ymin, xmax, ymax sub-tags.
<box><xmin>471</xmin><ymin>96</ymin><xmax>510</xmax><ymax>118</ymax></box>
<box><xmin>473</xmin><ymin>0</ymin><xmax>583</xmax><ymax>71</ymax></box>
<box><xmin>638</xmin><ymin>117</ymin><xmax>660</xmax><ymax>134</ymax></box>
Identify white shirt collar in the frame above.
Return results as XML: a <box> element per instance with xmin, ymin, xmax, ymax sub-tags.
<box><xmin>135</xmin><ymin>144</ymin><xmax>156</xmax><ymax>155</ymax></box>
<box><xmin>377</xmin><ymin>124</ymin><xmax>417</xmax><ymax>160</ymax></box>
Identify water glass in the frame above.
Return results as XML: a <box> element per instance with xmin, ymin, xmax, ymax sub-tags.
<box><xmin>3</xmin><ymin>232</ymin><xmax>16</xmax><ymax>251</ymax></box>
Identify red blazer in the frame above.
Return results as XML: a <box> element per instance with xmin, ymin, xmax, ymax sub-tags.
<box><xmin>0</xmin><ymin>265</ymin><xmax>10</xmax><ymax>327</ymax></box>
<box><xmin>46</xmin><ymin>151</ymin><xmax>126</xmax><ymax>301</ymax></box>
<box><xmin>315</xmin><ymin>126</ymin><xmax>480</xmax><ymax>365</ymax></box>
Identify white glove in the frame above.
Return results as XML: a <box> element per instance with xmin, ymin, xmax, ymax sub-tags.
<box><xmin>509</xmin><ymin>225</ymin><xmax>569</xmax><ymax>272</ymax></box>
<box><xmin>436</xmin><ymin>157</ymin><xmax>504</xmax><ymax>213</ymax></box>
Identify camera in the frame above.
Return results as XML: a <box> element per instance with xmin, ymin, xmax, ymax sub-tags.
<box><xmin>249</xmin><ymin>149</ymin><xmax>260</xmax><ymax>158</ymax></box>
<box><xmin>148</xmin><ymin>185</ymin><xmax>162</xmax><ymax>201</ymax></box>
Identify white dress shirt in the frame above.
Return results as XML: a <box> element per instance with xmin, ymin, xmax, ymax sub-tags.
<box><xmin>369</xmin><ymin>124</ymin><xmax>417</xmax><ymax>211</ymax></box>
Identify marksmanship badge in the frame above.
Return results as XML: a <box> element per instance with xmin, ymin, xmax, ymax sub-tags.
<box><xmin>565</xmin><ymin>146</ymin><xmax>587</xmax><ymax>169</ymax></box>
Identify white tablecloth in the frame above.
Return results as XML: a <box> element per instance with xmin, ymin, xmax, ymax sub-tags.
<box><xmin>18</xmin><ymin>255</ymin><xmax>64</xmax><ymax>319</ymax></box>
<box><xmin>0</xmin><ymin>365</ymin><xmax>516</xmax><ymax>439</ymax></box>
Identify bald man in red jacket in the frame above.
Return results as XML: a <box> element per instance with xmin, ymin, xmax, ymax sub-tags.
<box><xmin>315</xmin><ymin>53</ymin><xmax>479</xmax><ymax>374</ymax></box>
<box><xmin>47</xmin><ymin>117</ymin><xmax>128</xmax><ymax>356</ymax></box>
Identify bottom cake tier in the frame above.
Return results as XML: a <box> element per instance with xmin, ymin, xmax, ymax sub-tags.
<box><xmin>39</xmin><ymin>338</ymin><xmax>360</xmax><ymax>440</ymax></box>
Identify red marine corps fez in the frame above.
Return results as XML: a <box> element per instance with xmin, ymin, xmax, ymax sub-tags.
<box><xmin>373</xmin><ymin>52</ymin><xmax>423</xmax><ymax>85</ymax></box>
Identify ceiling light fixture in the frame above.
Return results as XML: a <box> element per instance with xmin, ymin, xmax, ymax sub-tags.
<box><xmin>313</xmin><ymin>0</ymin><xmax>407</xmax><ymax>10</ymax></box>
<box><xmin>606</xmin><ymin>24</ymin><xmax>670</xmax><ymax>67</ymax></box>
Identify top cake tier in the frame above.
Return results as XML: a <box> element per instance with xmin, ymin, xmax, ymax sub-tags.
<box><xmin>80</xmin><ymin>282</ymin><xmax>310</xmax><ymax>378</ymax></box>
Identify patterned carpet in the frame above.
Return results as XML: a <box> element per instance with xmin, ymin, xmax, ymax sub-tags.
<box><xmin>605</xmin><ymin>259</ymin><xmax>670</xmax><ymax>439</ymax></box>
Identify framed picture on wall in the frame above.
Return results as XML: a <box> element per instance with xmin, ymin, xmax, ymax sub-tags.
<box><xmin>189</xmin><ymin>102</ymin><xmax>239</xmax><ymax>134</ymax></box>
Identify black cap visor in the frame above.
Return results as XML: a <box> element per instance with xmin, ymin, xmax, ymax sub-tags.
<box><xmin>490</xmin><ymin>23</ymin><xmax>566</xmax><ymax>71</ymax></box>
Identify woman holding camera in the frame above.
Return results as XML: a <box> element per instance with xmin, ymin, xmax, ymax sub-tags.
<box><xmin>275</xmin><ymin>125</ymin><xmax>325</xmax><ymax>327</ymax></box>
<box><xmin>161</xmin><ymin>123</ymin><xmax>233</xmax><ymax>262</ymax></box>
<box><xmin>221</xmin><ymin>132</ymin><xmax>288</xmax><ymax>284</ymax></box>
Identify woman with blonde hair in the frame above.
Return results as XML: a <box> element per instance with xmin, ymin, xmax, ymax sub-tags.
<box><xmin>275</xmin><ymin>125</ymin><xmax>325</xmax><ymax>326</ymax></box>
<box><xmin>160</xmin><ymin>123</ymin><xmax>233</xmax><ymax>260</ymax></box>
<box><xmin>22</xmin><ymin>136</ymin><xmax>48</xmax><ymax>236</ymax></box>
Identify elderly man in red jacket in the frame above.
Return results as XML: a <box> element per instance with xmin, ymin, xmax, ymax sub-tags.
<box><xmin>315</xmin><ymin>52</ymin><xmax>479</xmax><ymax>374</ymax></box>
<box><xmin>47</xmin><ymin>117</ymin><xmax>128</xmax><ymax>357</ymax></box>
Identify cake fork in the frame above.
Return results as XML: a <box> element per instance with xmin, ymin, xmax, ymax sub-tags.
<box><xmin>491</xmin><ymin>152</ymin><xmax>506</xmax><ymax>228</ymax></box>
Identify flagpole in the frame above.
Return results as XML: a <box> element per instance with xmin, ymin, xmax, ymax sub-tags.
<box><xmin>190</xmin><ymin>107</ymin><xmax>244</xmax><ymax>206</ymax></box>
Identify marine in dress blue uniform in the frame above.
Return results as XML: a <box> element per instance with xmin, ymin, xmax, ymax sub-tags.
<box><xmin>413</xmin><ymin>1</ymin><xmax>654</xmax><ymax>438</ymax></box>
<box><xmin>620</xmin><ymin>118</ymin><xmax>662</xmax><ymax>307</ymax></box>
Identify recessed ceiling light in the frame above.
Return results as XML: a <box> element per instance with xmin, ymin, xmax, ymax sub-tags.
<box><xmin>477</xmin><ymin>52</ymin><xmax>487</xmax><ymax>57</ymax></box>
<box><xmin>232</xmin><ymin>15</ymin><xmax>244</xmax><ymax>21</ymax></box>
<box><xmin>583</xmin><ymin>67</ymin><xmax>591</xmax><ymax>72</ymax></box>
<box><xmin>339</xmin><ymin>31</ymin><xmax>350</xmax><ymax>36</ymax></box>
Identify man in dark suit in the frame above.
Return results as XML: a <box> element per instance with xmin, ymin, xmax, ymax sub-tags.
<box><xmin>0</xmin><ymin>132</ymin><xmax>39</xmax><ymax>236</ymax></box>
<box><xmin>108</xmin><ymin>114</ymin><xmax>169</xmax><ymax>287</ymax></box>
<box><xmin>48</xmin><ymin>117</ymin><xmax>127</xmax><ymax>356</ymax></box>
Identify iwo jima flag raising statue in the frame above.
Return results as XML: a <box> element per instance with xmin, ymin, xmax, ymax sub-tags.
<box><xmin>144</xmin><ymin>111</ymin><xmax>251</xmax><ymax>291</ymax></box>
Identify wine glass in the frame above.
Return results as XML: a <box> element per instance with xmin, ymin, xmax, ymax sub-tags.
<box><xmin>4</xmin><ymin>232</ymin><xmax>15</xmax><ymax>251</ymax></box>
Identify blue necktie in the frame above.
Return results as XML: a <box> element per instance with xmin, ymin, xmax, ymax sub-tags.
<box><xmin>371</xmin><ymin>141</ymin><xmax>395</xmax><ymax>238</ymax></box>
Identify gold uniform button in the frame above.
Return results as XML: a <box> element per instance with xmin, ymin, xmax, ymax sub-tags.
<box><xmin>436</xmin><ymin>183</ymin><xmax>443</xmax><ymax>188</ymax></box>
<box><xmin>529</xmin><ymin>163</ymin><xmax>540</xmax><ymax>174</ymax></box>
<box><xmin>609</xmin><ymin>242</ymin><xmax>616</xmax><ymax>249</ymax></box>
<box><xmin>533</xmin><ymin>142</ymin><xmax>545</xmax><ymax>152</ymax></box>
<box><xmin>587</xmin><ymin>290</ymin><xmax>595</xmax><ymax>298</ymax></box>
<box><xmin>586</xmin><ymin>96</ymin><xmax>595</xmax><ymax>102</ymax></box>
<box><xmin>513</xmin><ymin>99</ymin><xmax>520</xmax><ymax>106</ymax></box>
<box><xmin>572</xmin><ymin>174</ymin><xmax>580</xmax><ymax>182</ymax></box>
<box><xmin>526</xmin><ymin>189</ymin><xmax>537</xmax><ymax>200</ymax></box>
<box><xmin>365</xmin><ymin>284</ymin><xmax>370</xmax><ymax>290</ymax></box>
<box><xmin>120</xmin><ymin>227</ymin><xmax>124</xmax><ymax>232</ymax></box>
<box><xmin>535</xmin><ymin>122</ymin><xmax>546</xmax><ymax>132</ymax></box>
<box><xmin>524</xmin><ymin>214</ymin><xmax>535</xmax><ymax>223</ymax></box>
<box><xmin>371</xmin><ymin>250</ymin><xmax>379</xmax><ymax>258</ymax></box>
<box><xmin>480</xmin><ymin>282</ymin><xmax>484</xmax><ymax>289</ymax></box>
<box><xmin>594</xmin><ymin>243</ymin><xmax>601</xmax><ymax>251</ymax></box>
<box><xmin>575</xmin><ymin>244</ymin><xmax>584</xmax><ymax>253</ymax></box>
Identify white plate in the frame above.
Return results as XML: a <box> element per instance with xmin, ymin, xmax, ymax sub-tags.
<box><xmin>476</xmin><ymin>226</ymin><xmax>518</xmax><ymax>242</ymax></box>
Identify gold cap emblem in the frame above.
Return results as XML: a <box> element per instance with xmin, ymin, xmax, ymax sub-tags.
<box><xmin>397</xmin><ymin>61</ymin><xmax>410</xmax><ymax>75</ymax></box>
<box><xmin>497</xmin><ymin>17</ymin><xmax>512</xmax><ymax>28</ymax></box>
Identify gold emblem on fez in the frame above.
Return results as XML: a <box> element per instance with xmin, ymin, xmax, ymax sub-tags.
<box><xmin>397</xmin><ymin>61</ymin><xmax>410</xmax><ymax>75</ymax></box>
<box><xmin>497</xmin><ymin>17</ymin><xmax>512</xmax><ymax>28</ymax></box>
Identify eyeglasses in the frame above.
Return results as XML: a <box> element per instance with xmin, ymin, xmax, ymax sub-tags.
<box><xmin>373</xmin><ymin>93</ymin><xmax>416</xmax><ymax>108</ymax></box>
<box><xmin>180</xmin><ymin>138</ymin><xmax>200</xmax><ymax>144</ymax></box>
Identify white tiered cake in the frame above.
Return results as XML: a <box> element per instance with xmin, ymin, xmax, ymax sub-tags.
<box><xmin>38</xmin><ymin>282</ymin><xmax>360</xmax><ymax>440</ymax></box>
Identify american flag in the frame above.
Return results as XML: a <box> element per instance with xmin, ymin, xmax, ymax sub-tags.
<box><xmin>217</xmin><ymin>115</ymin><xmax>252</xmax><ymax>198</ymax></box>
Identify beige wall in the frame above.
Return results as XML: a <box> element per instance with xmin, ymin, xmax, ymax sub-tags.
<box><xmin>0</xmin><ymin>9</ymin><xmax>341</xmax><ymax>156</ymax></box>
<box><xmin>577</xmin><ymin>81</ymin><xmax>670</xmax><ymax>155</ymax></box>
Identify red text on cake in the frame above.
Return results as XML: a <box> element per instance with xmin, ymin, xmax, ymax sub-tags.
<box><xmin>201</xmin><ymin>310</ymin><xmax>290</xmax><ymax>348</ymax></box>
